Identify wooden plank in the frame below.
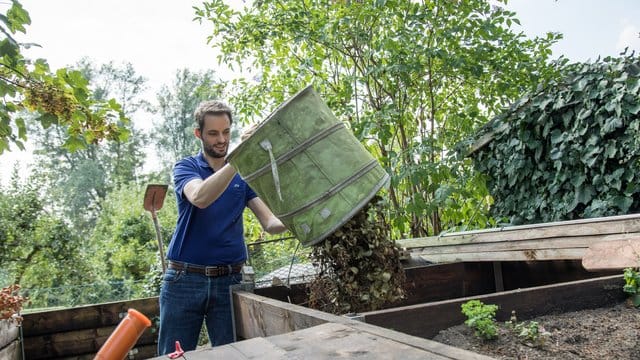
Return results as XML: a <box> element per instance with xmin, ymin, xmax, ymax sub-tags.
<box><xmin>22</xmin><ymin>297</ymin><xmax>158</xmax><ymax>337</ymax></box>
<box><xmin>264</xmin><ymin>322</ymin><xmax>459</xmax><ymax>360</ymax></box>
<box><xmin>171</xmin><ymin>338</ymin><xmax>288</xmax><ymax>359</ymax></box>
<box><xmin>361</xmin><ymin>274</ymin><xmax>626</xmax><ymax>340</ymax></box>
<box><xmin>414</xmin><ymin>247</ymin><xmax>586</xmax><ymax>262</ymax></box>
<box><xmin>500</xmin><ymin>260</ymin><xmax>618</xmax><ymax>290</ymax></box>
<box><xmin>232</xmin><ymin>291</ymin><xmax>493</xmax><ymax>360</ymax></box>
<box><xmin>0</xmin><ymin>320</ymin><xmax>19</xmax><ymax>350</ymax></box>
<box><xmin>402</xmin><ymin>233</ymin><xmax>640</xmax><ymax>254</ymax></box>
<box><xmin>582</xmin><ymin>238</ymin><xmax>640</xmax><ymax>270</ymax></box>
<box><xmin>233</xmin><ymin>291</ymin><xmax>334</xmax><ymax>339</ymax></box>
<box><xmin>22</xmin><ymin>325</ymin><xmax>156</xmax><ymax>360</ymax></box>
<box><xmin>397</xmin><ymin>214</ymin><xmax>640</xmax><ymax>248</ymax></box>
<box><xmin>398</xmin><ymin>262</ymin><xmax>495</xmax><ymax>307</ymax></box>
<box><xmin>55</xmin><ymin>344</ymin><xmax>157</xmax><ymax>360</ymax></box>
<box><xmin>0</xmin><ymin>339</ymin><xmax>19</xmax><ymax>360</ymax></box>
<box><xmin>467</xmin><ymin>122</ymin><xmax>508</xmax><ymax>156</ymax></box>
<box><xmin>228</xmin><ymin>337</ymin><xmax>287</xmax><ymax>358</ymax></box>
<box><xmin>254</xmin><ymin>283</ymin><xmax>308</xmax><ymax>305</ymax></box>
<box><xmin>148</xmin><ymin>322</ymin><xmax>492</xmax><ymax>360</ymax></box>
<box><xmin>493</xmin><ymin>262</ymin><xmax>504</xmax><ymax>292</ymax></box>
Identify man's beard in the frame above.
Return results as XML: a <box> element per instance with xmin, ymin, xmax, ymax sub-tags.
<box><xmin>203</xmin><ymin>142</ymin><xmax>228</xmax><ymax>158</ymax></box>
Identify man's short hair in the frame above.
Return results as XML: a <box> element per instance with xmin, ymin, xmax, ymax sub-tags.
<box><xmin>194</xmin><ymin>100</ymin><xmax>233</xmax><ymax>130</ymax></box>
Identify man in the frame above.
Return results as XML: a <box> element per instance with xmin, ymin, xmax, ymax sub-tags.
<box><xmin>158</xmin><ymin>100</ymin><xmax>286</xmax><ymax>354</ymax></box>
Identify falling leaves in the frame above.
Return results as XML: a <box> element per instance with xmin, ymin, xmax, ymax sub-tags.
<box><xmin>308</xmin><ymin>196</ymin><xmax>406</xmax><ymax>314</ymax></box>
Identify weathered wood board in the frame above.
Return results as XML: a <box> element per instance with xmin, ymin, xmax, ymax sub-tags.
<box><xmin>21</xmin><ymin>297</ymin><xmax>158</xmax><ymax>359</ymax></box>
<box><xmin>582</xmin><ymin>238</ymin><xmax>640</xmax><ymax>270</ymax></box>
<box><xmin>0</xmin><ymin>340</ymin><xmax>19</xmax><ymax>360</ymax></box>
<box><xmin>150</xmin><ymin>321</ymin><xmax>492</xmax><ymax>359</ymax></box>
<box><xmin>0</xmin><ymin>320</ymin><xmax>19</xmax><ymax>351</ymax></box>
<box><xmin>397</xmin><ymin>213</ymin><xmax>640</xmax><ymax>263</ymax></box>
<box><xmin>229</xmin><ymin>291</ymin><xmax>493</xmax><ymax>359</ymax></box>
<box><xmin>53</xmin><ymin>344</ymin><xmax>156</xmax><ymax>360</ymax></box>
<box><xmin>361</xmin><ymin>274</ymin><xmax>626</xmax><ymax>339</ymax></box>
<box><xmin>23</xmin><ymin>324</ymin><xmax>156</xmax><ymax>359</ymax></box>
<box><xmin>21</xmin><ymin>297</ymin><xmax>158</xmax><ymax>336</ymax></box>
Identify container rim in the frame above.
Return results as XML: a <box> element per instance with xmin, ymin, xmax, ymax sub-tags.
<box><xmin>227</xmin><ymin>84</ymin><xmax>315</xmax><ymax>162</ymax></box>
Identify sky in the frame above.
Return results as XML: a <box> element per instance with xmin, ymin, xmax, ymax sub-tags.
<box><xmin>1</xmin><ymin>0</ymin><xmax>639</xmax><ymax>185</ymax></box>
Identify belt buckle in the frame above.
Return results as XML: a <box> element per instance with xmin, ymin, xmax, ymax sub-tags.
<box><xmin>205</xmin><ymin>266</ymin><xmax>220</xmax><ymax>277</ymax></box>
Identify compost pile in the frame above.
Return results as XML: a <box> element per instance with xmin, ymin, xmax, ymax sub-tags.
<box><xmin>308</xmin><ymin>196</ymin><xmax>406</xmax><ymax>314</ymax></box>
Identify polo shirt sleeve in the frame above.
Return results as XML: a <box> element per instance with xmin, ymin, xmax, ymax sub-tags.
<box><xmin>173</xmin><ymin>159</ymin><xmax>201</xmax><ymax>200</ymax></box>
<box><xmin>246</xmin><ymin>183</ymin><xmax>258</xmax><ymax>203</ymax></box>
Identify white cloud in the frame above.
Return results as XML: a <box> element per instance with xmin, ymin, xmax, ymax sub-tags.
<box><xmin>616</xmin><ymin>19</ymin><xmax>640</xmax><ymax>53</ymax></box>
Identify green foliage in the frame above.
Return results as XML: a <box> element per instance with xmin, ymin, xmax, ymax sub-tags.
<box><xmin>0</xmin><ymin>1</ymin><xmax>129</xmax><ymax>154</ymax></box>
<box><xmin>0</xmin><ymin>178</ymin><xmax>97</xmax><ymax>308</ymax></box>
<box><xmin>514</xmin><ymin>320</ymin><xmax>550</xmax><ymax>347</ymax></box>
<box><xmin>506</xmin><ymin>311</ymin><xmax>551</xmax><ymax>347</ymax></box>
<box><xmin>623</xmin><ymin>267</ymin><xmax>640</xmax><ymax>307</ymax></box>
<box><xmin>196</xmin><ymin>0</ymin><xmax>563</xmax><ymax>237</ymax></box>
<box><xmin>473</xmin><ymin>52</ymin><xmax>640</xmax><ymax>224</ymax></box>
<box><xmin>89</xmin><ymin>183</ymin><xmax>177</xmax><ymax>298</ymax></box>
<box><xmin>242</xmin><ymin>207</ymin><xmax>304</xmax><ymax>279</ymax></box>
<box><xmin>29</xmin><ymin>59</ymin><xmax>148</xmax><ymax>233</ymax></box>
<box><xmin>152</xmin><ymin>68</ymin><xmax>226</xmax><ymax>169</ymax></box>
<box><xmin>461</xmin><ymin>299</ymin><xmax>499</xmax><ymax>340</ymax></box>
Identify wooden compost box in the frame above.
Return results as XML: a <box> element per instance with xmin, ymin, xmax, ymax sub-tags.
<box><xmin>19</xmin><ymin>260</ymin><xmax>616</xmax><ymax>359</ymax></box>
<box><xmin>19</xmin><ymin>213</ymin><xmax>637</xmax><ymax>359</ymax></box>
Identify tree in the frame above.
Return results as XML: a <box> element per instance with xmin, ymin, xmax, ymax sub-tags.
<box><xmin>0</xmin><ymin>0</ymin><xmax>128</xmax><ymax>154</ymax></box>
<box><xmin>88</xmin><ymin>183</ymin><xmax>177</xmax><ymax>299</ymax></box>
<box><xmin>195</xmin><ymin>0</ymin><xmax>564</xmax><ymax>237</ymax></box>
<box><xmin>30</xmin><ymin>60</ymin><xmax>147</xmax><ymax>232</ymax></box>
<box><xmin>0</xmin><ymin>177</ymin><xmax>95</xmax><ymax>308</ymax></box>
<box><xmin>152</xmin><ymin>68</ymin><xmax>225</xmax><ymax>171</ymax></box>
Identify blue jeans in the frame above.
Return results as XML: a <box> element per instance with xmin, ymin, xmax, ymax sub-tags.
<box><xmin>157</xmin><ymin>268</ymin><xmax>242</xmax><ymax>355</ymax></box>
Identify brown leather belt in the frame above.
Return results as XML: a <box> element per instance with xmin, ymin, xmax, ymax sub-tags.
<box><xmin>168</xmin><ymin>260</ymin><xmax>243</xmax><ymax>277</ymax></box>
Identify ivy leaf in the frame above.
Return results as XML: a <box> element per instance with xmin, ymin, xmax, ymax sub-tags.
<box><xmin>602</xmin><ymin>117</ymin><xmax>623</xmax><ymax>134</ymax></box>
<box><xmin>627</xmin><ymin>103</ymin><xmax>640</xmax><ymax>115</ymax></box>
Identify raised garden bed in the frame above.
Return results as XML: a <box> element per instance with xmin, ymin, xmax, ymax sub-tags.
<box><xmin>19</xmin><ymin>259</ymin><xmax>617</xmax><ymax>359</ymax></box>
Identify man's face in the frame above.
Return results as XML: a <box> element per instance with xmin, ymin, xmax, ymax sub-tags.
<box><xmin>197</xmin><ymin>113</ymin><xmax>231</xmax><ymax>158</ymax></box>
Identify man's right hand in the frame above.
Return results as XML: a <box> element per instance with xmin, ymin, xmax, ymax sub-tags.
<box><xmin>241</xmin><ymin>123</ymin><xmax>260</xmax><ymax>141</ymax></box>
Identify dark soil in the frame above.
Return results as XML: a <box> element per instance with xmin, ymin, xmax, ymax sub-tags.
<box><xmin>433</xmin><ymin>301</ymin><xmax>640</xmax><ymax>359</ymax></box>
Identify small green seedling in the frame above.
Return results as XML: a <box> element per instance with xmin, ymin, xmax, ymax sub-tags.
<box><xmin>623</xmin><ymin>267</ymin><xmax>640</xmax><ymax>307</ymax></box>
<box><xmin>515</xmin><ymin>320</ymin><xmax>550</xmax><ymax>347</ymax></box>
<box><xmin>461</xmin><ymin>299</ymin><xmax>499</xmax><ymax>340</ymax></box>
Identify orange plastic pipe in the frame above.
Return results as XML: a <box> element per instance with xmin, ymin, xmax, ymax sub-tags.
<box><xmin>94</xmin><ymin>308</ymin><xmax>152</xmax><ymax>360</ymax></box>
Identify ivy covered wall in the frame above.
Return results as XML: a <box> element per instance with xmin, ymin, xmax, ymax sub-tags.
<box><xmin>472</xmin><ymin>53</ymin><xmax>640</xmax><ymax>225</ymax></box>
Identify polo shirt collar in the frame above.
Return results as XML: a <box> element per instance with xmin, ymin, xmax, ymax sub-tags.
<box><xmin>195</xmin><ymin>152</ymin><xmax>211</xmax><ymax>169</ymax></box>
<box><xmin>195</xmin><ymin>151</ymin><xmax>228</xmax><ymax>171</ymax></box>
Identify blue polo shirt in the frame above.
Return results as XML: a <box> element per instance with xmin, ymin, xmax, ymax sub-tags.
<box><xmin>166</xmin><ymin>152</ymin><xmax>257</xmax><ymax>266</ymax></box>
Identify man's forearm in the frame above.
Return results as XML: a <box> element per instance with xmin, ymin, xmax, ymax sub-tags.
<box><xmin>185</xmin><ymin>164</ymin><xmax>237</xmax><ymax>208</ymax></box>
<box><xmin>264</xmin><ymin>216</ymin><xmax>287</xmax><ymax>234</ymax></box>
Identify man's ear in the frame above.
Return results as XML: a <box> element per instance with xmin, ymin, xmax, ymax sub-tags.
<box><xmin>194</xmin><ymin>127</ymin><xmax>202</xmax><ymax>140</ymax></box>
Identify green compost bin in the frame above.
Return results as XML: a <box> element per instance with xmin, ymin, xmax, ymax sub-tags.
<box><xmin>227</xmin><ymin>85</ymin><xmax>389</xmax><ymax>246</ymax></box>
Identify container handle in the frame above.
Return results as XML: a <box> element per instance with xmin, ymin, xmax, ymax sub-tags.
<box><xmin>260</xmin><ymin>139</ymin><xmax>283</xmax><ymax>201</ymax></box>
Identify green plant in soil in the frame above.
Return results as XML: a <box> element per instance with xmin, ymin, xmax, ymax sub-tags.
<box><xmin>623</xmin><ymin>267</ymin><xmax>640</xmax><ymax>307</ymax></box>
<box><xmin>308</xmin><ymin>196</ymin><xmax>406</xmax><ymax>315</ymax></box>
<box><xmin>506</xmin><ymin>310</ymin><xmax>551</xmax><ymax>347</ymax></box>
<box><xmin>514</xmin><ymin>320</ymin><xmax>550</xmax><ymax>347</ymax></box>
<box><xmin>461</xmin><ymin>299</ymin><xmax>499</xmax><ymax>341</ymax></box>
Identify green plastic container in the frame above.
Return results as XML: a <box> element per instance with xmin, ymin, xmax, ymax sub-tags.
<box><xmin>227</xmin><ymin>85</ymin><xmax>389</xmax><ymax>246</ymax></box>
